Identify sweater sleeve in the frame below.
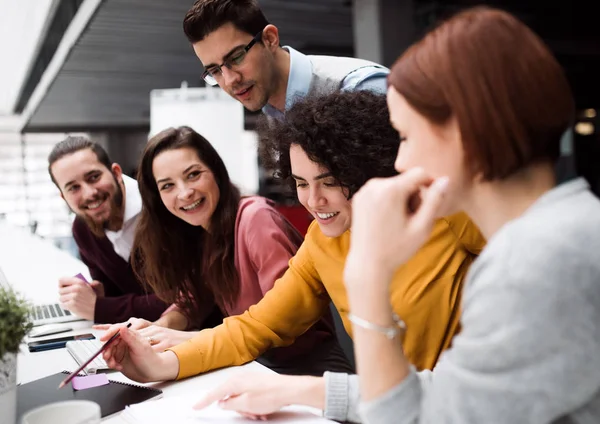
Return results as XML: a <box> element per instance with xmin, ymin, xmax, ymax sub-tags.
<box><xmin>244</xmin><ymin>207</ymin><xmax>301</xmax><ymax>296</ymax></box>
<box><xmin>358</xmin><ymin>238</ymin><xmax>600</xmax><ymax>424</ymax></box>
<box><xmin>324</xmin><ymin>372</ymin><xmax>363</xmax><ymax>423</ymax></box>
<box><xmin>168</xmin><ymin>230</ymin><xmax>331</xmax><ymax>378</ymax></box>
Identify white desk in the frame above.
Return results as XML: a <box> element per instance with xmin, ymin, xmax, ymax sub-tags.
<box><xmin>6</xmin><ymin>223</ymin><xmax>328</xmax><ymax>422</ymax></box>
<box><xmin>18</xmin><ymin>323</ymin><xmax>292</xmax><ymax>423</ymax></box>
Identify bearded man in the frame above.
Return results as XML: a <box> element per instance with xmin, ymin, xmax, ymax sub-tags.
<box><xmin>48</xmin><ymin>136</ymin><xmax>168</xmax><ymax>323</ymax></box>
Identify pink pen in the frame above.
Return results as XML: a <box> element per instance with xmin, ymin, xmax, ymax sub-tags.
<box><xmin>74</xmin><ymin>273</ymin><xmax>89</xmax><ymax>283</ymax></box>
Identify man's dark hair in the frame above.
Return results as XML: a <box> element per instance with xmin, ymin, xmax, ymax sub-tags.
<box><xmin>183</xmin><ymin>0</ymin><xmax>270</xmax><ymax>43</ymax></box>
<box><xmin>258</xmin><ymin>90</ymin><xmax>401</xmax><ymax>199</ymax></box>
<box><xmin>47</xmin><ymin>136</ymin><xmax>112</xmax><ymax>187</ymax></box>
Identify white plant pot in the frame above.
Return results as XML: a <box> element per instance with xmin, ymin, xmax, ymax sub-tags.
<box><xmin>0</xmin><ymin>352</ymin><xmax>17</xmax><ymax>424</ymax></box>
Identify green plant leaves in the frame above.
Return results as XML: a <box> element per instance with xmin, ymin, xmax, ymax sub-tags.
<box><xmin>0</xmin><ymin>287</ymin><xmax>33</xmax><ymax>358</ymax></box>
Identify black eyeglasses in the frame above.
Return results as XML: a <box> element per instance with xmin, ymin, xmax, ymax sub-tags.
<box><xmin>202</xmin><ymin>30</ymin><xmax>264</xmax><ymax>86</ymax></box>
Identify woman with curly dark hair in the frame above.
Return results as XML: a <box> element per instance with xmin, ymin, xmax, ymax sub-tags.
<box><xmin>260</xmin><ymin>90</ymin><xmax>401</xmax><ymax>204</ymax></box>
<box><xmin>101</xmin><ymin>92</ymin><xmax>484</xmax><ymax>423</ymax></box>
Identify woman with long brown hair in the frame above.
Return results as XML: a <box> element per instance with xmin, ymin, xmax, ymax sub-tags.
<box><xmin>100</xmin><ymin>125</ymin><xmax>351</xmax><ymax>376</ymax></box>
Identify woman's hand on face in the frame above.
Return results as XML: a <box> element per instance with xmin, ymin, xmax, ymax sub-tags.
<box><xmin>345</xmin><ymin>168</ymin><xmax>449</xmax><ymax>288</ymax></box>
<box><xmin>138</xmin><ymin>325</ymin><xmax>196</xmax><ymax>352</ymax></box>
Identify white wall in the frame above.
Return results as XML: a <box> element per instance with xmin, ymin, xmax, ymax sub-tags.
<box><xmin>149</xmin><ymin>86</ymin><xmax>258</xmax><ymax>194</ymax></box>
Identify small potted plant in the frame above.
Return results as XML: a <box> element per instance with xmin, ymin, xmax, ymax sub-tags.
<box><xmin>0</xmin><ymin>286</ymin><xmax>32</xmax><ymax>423</ymax></box>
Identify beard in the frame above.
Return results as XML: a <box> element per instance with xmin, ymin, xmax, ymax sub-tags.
<box><xmin>79</xmin><ymin>176</ymin><xmax>125</xmax><ymax>238</ymax></box>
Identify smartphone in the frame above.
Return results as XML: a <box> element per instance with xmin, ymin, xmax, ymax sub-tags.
<box><xmin>28</xmin><ymin>333</ymin><xmax>95</xmax><ymax>352</ymax></box>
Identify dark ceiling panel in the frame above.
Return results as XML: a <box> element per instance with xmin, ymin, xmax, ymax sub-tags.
<box><xmin>414</xmin><ymin>0</ymin><xmax>600</xmax><ymax>109</ymax></box>
<box><xmin>25</xmin><ymin>0</ymin><xmax>353</xmax><ymax>131</ymax></box>
<box><xmin>24</xmin><ymin>0</ymin><xmax>600</xmax><ymax>131</ymax></box>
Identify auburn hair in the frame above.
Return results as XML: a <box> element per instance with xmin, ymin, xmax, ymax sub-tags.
<box><xmin>388</xmin><ymin>6</ymin><xmax>574</xmax><ymax>180</ymax></box>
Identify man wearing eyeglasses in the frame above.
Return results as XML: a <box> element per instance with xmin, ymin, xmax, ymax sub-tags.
<box><xmin>183</xmin><ymin>0</ymin><xmax>389</xmax><ymax>120</ymax></box>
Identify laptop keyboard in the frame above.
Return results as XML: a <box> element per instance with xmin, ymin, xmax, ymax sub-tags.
<box><xmin>66</xmin><ymin>338</ymin><xmax>109</xmax><ymax>374</ymax></box>
<box><xmin>31</xmin><ymin>303</ymin><xmax>71</xmax><ymax>321</ymax></box>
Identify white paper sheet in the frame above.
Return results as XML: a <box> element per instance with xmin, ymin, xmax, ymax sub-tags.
<box><xmin>120</xmin><ymin>393</ymin><xmax>334</xmax><ymax>424</ymax></box>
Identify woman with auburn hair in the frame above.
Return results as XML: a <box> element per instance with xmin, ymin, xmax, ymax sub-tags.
<box><xmin>343</xmin><ymin>6</ymin><xmax>600</xmax><ymax>423</ymax></box>
<box><xmin>100</xmin><ymin>91</ymin><xmax>485</xmax><ymax>423</ymax></box>
<box><xmin>98</xmin><ymin>125</ymin><xmax>351</xmax><ymax>376</ymax></box>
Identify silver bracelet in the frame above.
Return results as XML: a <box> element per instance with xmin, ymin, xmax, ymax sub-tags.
<box><xmin>347</xmin><ymin>312</ymin><xmax>406</xmax><ymax>340</ymax></box>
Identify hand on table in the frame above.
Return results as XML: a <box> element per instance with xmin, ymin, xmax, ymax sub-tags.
<box><xmin>194</xmin><ymin>372</ymin><xmax>324</xmax><ymax>420</ymax></box>
<box><xmin>138</xmin><ymin>325</ymin><xmax>196</xmax><ymax>352</ymax></box>
<box><xmin>93</xmin><ymin>317</ymin><xmax>152</xmax><ymax>332</ymax></box>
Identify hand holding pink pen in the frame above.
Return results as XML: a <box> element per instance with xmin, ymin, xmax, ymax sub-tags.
<box><xmin>58</xmin><ymin>273</ymin><xmax>104</xmax><ymax>320</ymax></box>
<box><xmin>58</xmin><ymin>323</ymin><xmax>132</xmax><ymax>389</ymax></box>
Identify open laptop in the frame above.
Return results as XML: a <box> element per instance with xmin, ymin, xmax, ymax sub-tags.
<box><xmin>0</xmin><ymin>265</ymin><xmax>84</xmax><ymax>326</ymax></box>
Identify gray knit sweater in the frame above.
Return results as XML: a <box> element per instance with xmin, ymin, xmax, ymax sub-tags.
<box><xmin>353</xmin><ymin>178</ymin><xmax>600</xmax><ymax>423</ymax></box>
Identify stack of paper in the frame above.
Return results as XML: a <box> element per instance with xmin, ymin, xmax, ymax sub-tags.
<box><xmin>120</xmin><ymin>394</ymin><xmax>334</xmax><ymax>424</ymax></box>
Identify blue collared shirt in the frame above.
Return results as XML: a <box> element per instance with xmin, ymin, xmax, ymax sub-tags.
<box><xmin>263</xmin><ymin>46</ymin><xmax>389</xmax><ymax>119</ymax></box>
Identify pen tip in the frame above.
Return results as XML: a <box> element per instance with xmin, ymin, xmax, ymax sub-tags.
<box><xmin>58</xmin><ymin>382</ymin><xmax>64</xmax><ymax>389</ymax></box>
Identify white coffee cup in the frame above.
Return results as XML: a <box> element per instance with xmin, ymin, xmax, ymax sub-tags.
<box><xmin>21</xmin><ymin>400</ymin><xmax>101</xmax><ymax>424</ymax></box>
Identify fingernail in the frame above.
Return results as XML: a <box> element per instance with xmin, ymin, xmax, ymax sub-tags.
<box><xmin>432</xmin><ymin>176</ymin><xmax>449</xmax><ymax>192</ymax></box>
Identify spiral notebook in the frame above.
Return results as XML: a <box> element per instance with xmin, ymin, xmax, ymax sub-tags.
<box><xmin>17</xmin><ymin>371</ymin><xmax>162</xmax><ymax>421</ymax></box>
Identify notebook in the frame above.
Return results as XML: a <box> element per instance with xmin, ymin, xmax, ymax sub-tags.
<box><xmin>121</xmin><ymin>393</ymin><xmax>335</xmax><ymax>424</ymax></box>
<box><xmin>17</xmin><ymin>371</ymin><xmax>162</xmax><ymax>421</ymax></box>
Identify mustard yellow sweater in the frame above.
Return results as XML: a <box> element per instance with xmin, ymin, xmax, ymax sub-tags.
<box><xmin>170</xmin><ymin>212</ymin><xmax>485</xmax><ymax>378</ymax></box>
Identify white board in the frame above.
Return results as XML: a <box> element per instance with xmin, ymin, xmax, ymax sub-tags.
<box><xmin>150</xmin><ymin>86</ymin><xmax>258</xmax><ymax>194</ymax></box>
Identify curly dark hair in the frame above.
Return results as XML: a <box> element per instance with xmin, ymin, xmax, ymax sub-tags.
<box><xmin>258</xmin><ymin>90</ymin><xmax>400</xmax><ymax>198</ymax></box>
